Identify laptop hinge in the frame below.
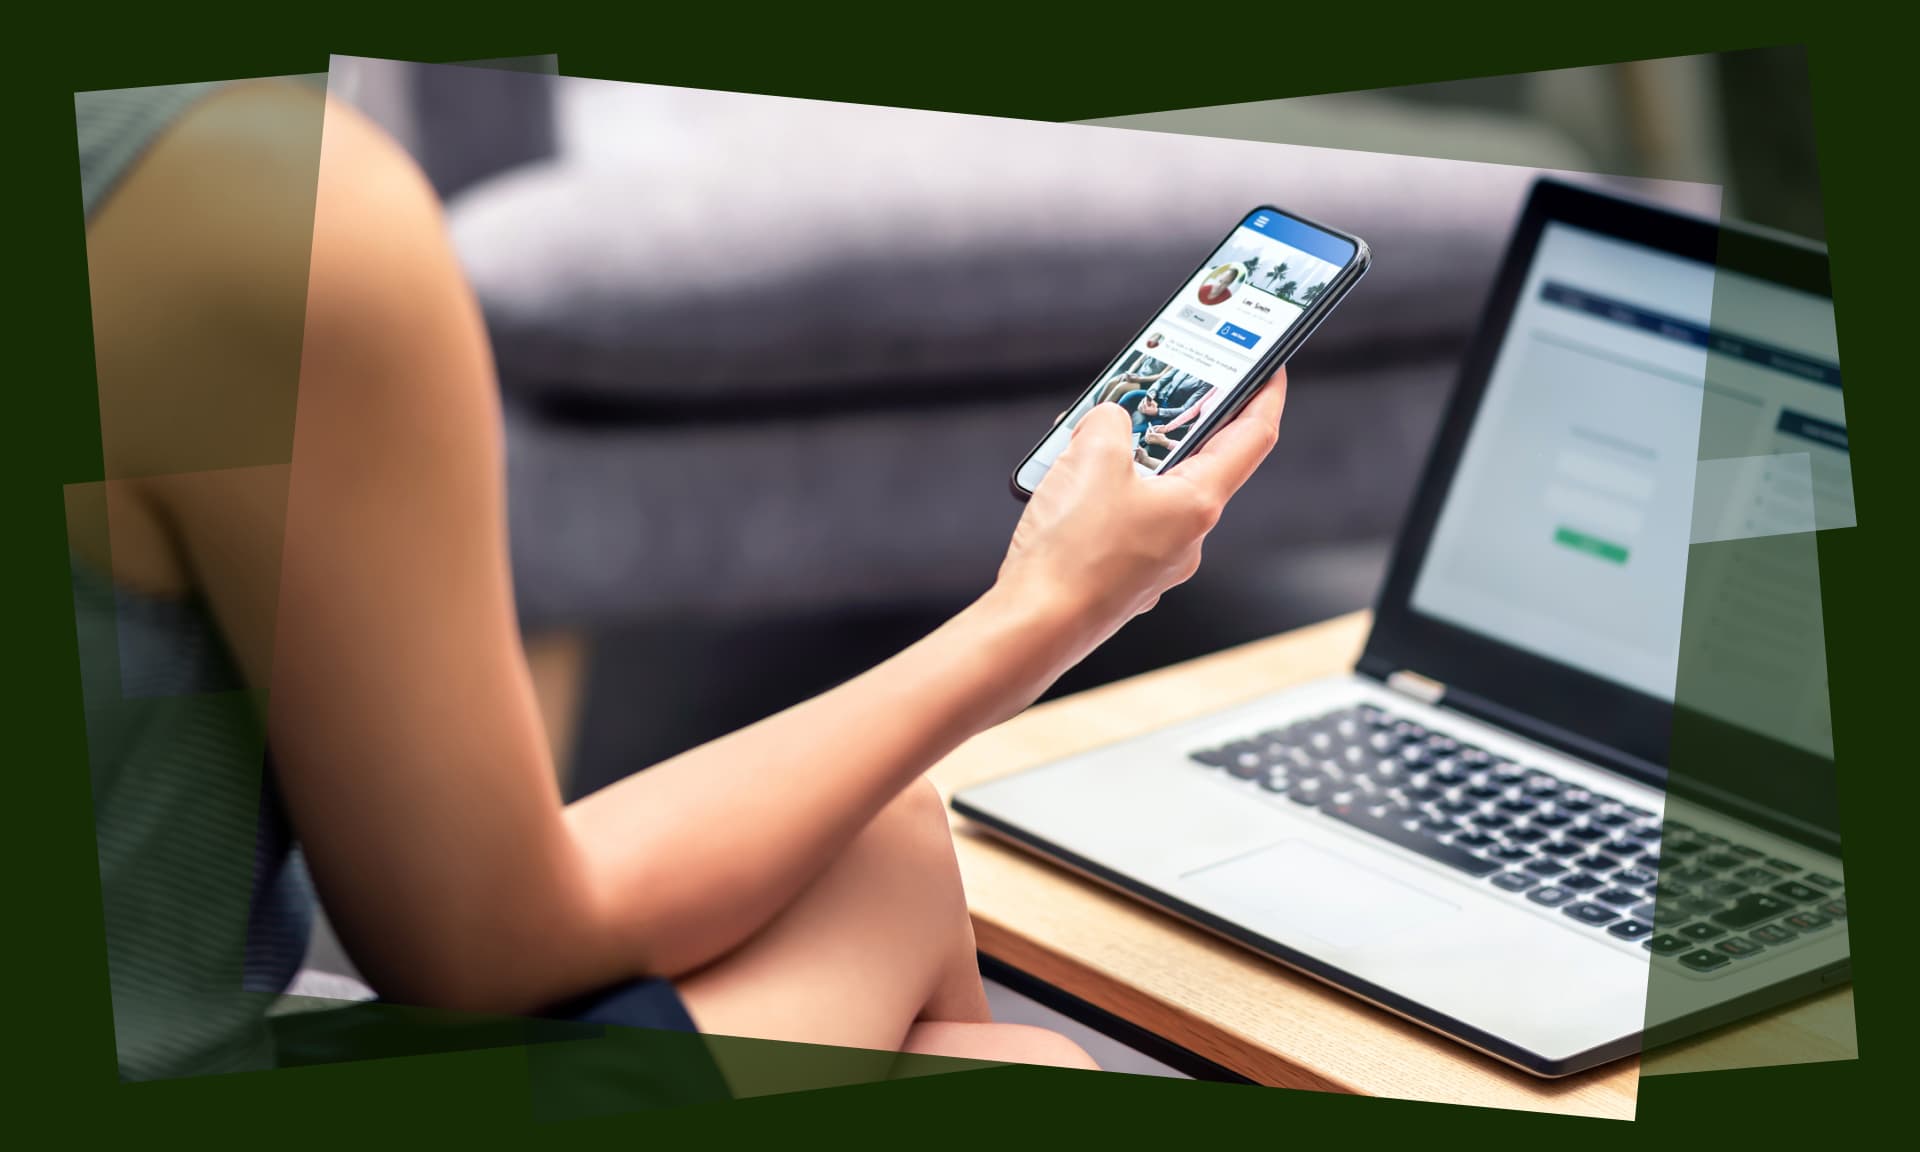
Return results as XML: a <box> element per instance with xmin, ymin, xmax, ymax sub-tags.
<box><xmin>1386</xmin><ymin>669</ymin><xmax>1446</xmax><ymax>706</ymax></box>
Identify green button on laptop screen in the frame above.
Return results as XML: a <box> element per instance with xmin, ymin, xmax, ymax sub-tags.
<box><xmin>1553</xmin><ymin>526</ymin><xmax>1629</xmax><ymax>565</ymax></box>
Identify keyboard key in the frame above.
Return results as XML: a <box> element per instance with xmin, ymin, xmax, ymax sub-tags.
<box><xmin>1318</xmin><ymin>798</ymin><xmax>1502</xmax><ymax>876</ymax></box>
<box><xmin>1227</xmin><ymin>749</ymin><xmax>1268</xmax><ymax>778</ymax></box>
<box><xmin>1805</xmin><ymin>873</ymin><xmax>1843</xmax><ymax>890</ymax></box>
<box><xmin>1639</xmin><ymin>852</ymin><xmax>1664</xmax><ymax>870</ymax></box>
<box><xmin>1609</xmin><ymin>919</ymin><xmax>1654</xmax><ymax>941</ymax></box>
<box><xmin>1543</xmin><ymin>840</ymin><xmax>1587</xmax><ymax>858</ymax></box>
<box><xmin>1773</xmin><ymin>881</ymin><xmax>1824</xmax><ymax>903</ymax></box>
<box><xmin>1679</xmin><ymin>922</ymin><xmax>1725</xmax><ymax>941</ymax></box>
<box><xmin>1597</xmin><ymin>888</ymin><xmax>1641</xmax><ymax>907</ymax></box>
<box><xmin>1647</xmin><ymin>932</ymin><xmax>1691</xmax><ymax>955</ymax></box>
<box><xmin>1526</xmin><ymin>858</ymin><xmax>1569</xmax><ymax>877</ymax></box>
<box><xmin>1562</xmin><ymin>873</ymin><xmax>1605</xmax><ymax>892</ymax></box>
<box><xmin>1507</xmin><ymin>826</ymin><xmax>1550</xmax><ymax>844</ymax></box>
<box><xmin>1560</xmin><ymin>792</ymin><xmax>1598</xmax><ymax>814</ymax></box>
<box><xmin>1492</xmin><ymin>871</ymin><xmax>1537</xmax><ymax>892</ymax></box>
<box><xmin>1489</xmin><ymin>844</ymin><xmax>1533</xmax><ymax>862</ymax></box>
<box><xmin>1528</xmin><ymin>886</ymin><xmax>1575</xmax><ymax>907</ymax></box>
<box><xmin>1701</xmin><ymin>853</ymin><xmax>1746</xmax><ymax>871</ymax></box>
<box><xmin>1532</xmin><ymin>811</ymin><xmax>1573</xmax><ymax>829</ymax></box>
<box><xmin>1580</xmin><ymin>853</ymin><xmax>1621</xmax><ymax>873</ymax></box>
<box><xmin>1568</xmin><ymin>825</ymin><xmax>1612</xmax><ymax>843</ymax></box>
<box><xmin>1679</xmin><ymin>896</ymin><xmax>1726</xmax><ymax>916</ymax></box>
<box><xmin>1667</xmin><ymin>840</ymin><xmax>1707</xmax><ymax>856</ymax></box>
<box><xmin>1471</xmin><ymin>812</ymin><xmax>1513</xmax><ymax>830</ymax></box>
<box><xmin>1751</xmin><ymin>923</ymin><xmax>1797</xmax><ymax>945</ymax></box>
<box><xmin>1702</xmin><ymin>879</ymin><xmax>1748</xmax><ymax>899</ymax></box>
<box><xmin>1614</xmin><ymin>867</ymin><xmax>1658</xmax><ymax>888</ymax></box>
<box><xmin>1672</xmin><ymin>865</ymin><xmax>1717</xmax><ymax>885</ymax></box>
<box><xmin>1785</xmin><ymin>911</ymin><xmax>1831</xmax><ymax>932</ymax></box>
<box><xmin>1765</xmin><ymin>858</ymin><xmax>1803</xmax><ymax>873</ymax></box>
<box><xmin>1729</xmin><ymin>844</ymin><xmax>1766</xmax><ymax>859</ymax></box>
<box><xmin>1733</xmin><ymin>867</ymin><xmax>1779</xmax><ymax>886</ymax></box>
<box><xmin>1654</xmin><ymin>904</ymin><xmax>1691</xmax><ymax>926</ymax></box>
<box><xmin>1680</xmin><ymin>949</ymin><xmax>1730</xmax><ymax>972</ymax></box>
<box><xmin>1452</xmin><ymin>832</ymin><xmax>1498</xmax><ymax>850</ymax></box>
<box><xmin>1259</xmin><ymin>772</ymin><xmax>1291</xmax><ymax>793</ymax></box>
<box><xmin>1718</xmin><ymin>937</ymin><xmax>1765</xmax><ymax>957</ymax></box>
<box><xmin>1288</xmin><ymin>779</ymin><xmax>1325</xmax><ymax>806</ymax></box>
<box><xmin>1564</xmin><ymin>902</ymin><xmax>1619</xmax><ymax>926</ymax></box>
<box><xmin>1631</xmin><ymin>902</ymin><xmax>1660</xmax><ymax>921</ymax></box>
<box><xmin>1820</xmin><ymin>898</ymin><xmax>1848</xmax><ymax>919</ymax></box>
<box><xmin>1711</xmin><ymin>892</ymin><xmax>1795</xmax><ymax>929</ymax></box>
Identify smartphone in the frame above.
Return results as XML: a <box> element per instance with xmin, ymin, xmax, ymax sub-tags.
<box><xmin>1011</xmin><ymin>206</ymin><xmax>1369</xmax><ymax>499</ymax></box>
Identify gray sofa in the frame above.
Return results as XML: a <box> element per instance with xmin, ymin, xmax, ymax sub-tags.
<box><xmin>336</xmin><ymin>56</ymin><xmax>1714</xmax><ymax>681</ymax></box>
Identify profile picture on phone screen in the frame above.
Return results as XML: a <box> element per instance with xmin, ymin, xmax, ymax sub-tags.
<box><xmin>1196</xmin><ymin>263</ymin><xmax>1246</xmax><ymax>306</ymax></box>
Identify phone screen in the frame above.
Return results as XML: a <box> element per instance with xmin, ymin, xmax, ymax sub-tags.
<box><xmin>1014</xmin><ymin>208</ymin><xmax>1361</xmax><ymax>493</ymax></box>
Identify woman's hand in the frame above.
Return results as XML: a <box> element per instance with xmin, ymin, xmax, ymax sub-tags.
<box><xmin>997</xmin><ymin>367</ymin><xmax>1288</xmax><ymax>656</ymax></box>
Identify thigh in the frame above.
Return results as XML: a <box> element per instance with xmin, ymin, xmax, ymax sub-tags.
<box><xmin>675</xmin><ymin>779</ymin><xmax>989</xmax><ymax>1052</ymax></box>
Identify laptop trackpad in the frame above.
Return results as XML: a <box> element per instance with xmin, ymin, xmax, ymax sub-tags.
<box><xmin>1182</xmin><ymin>840</ymin><xmax>1460</xmax><ymax>950</ymax></box>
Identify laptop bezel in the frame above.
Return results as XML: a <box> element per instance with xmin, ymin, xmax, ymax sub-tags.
<box><xmin>1356</xmin><ymin>178</ymin><xmax>1841</xmax><ymax>851</ymax></box>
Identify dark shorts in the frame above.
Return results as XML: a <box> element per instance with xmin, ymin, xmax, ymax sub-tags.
<box><xmin>271</xmin><ymin>976</ymin><xmax>730</xmax><ymax>1111</ymax></box>
<box><xmin>544</xmin><ymin>975</ymin><xmax>699</xmax><ymax>1032</ymax></box>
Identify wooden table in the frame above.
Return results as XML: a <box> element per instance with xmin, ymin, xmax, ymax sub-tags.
<box><xmin>930</xmin><ymin>611</ymin><xmax>1855</xmax><ymax>1118</ymax></box>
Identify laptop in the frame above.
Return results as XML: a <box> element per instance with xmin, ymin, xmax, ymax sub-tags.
<box><xmin>953</xmin><ymin>179</ymin><xmax>1851</xmax><ymax>1078</ymax></box>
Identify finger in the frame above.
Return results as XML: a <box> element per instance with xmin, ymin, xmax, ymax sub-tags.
<box><xmin>1174</xmin><ymin>367</ymin><xmax>1288</xmax><ymax>500</ymax></box>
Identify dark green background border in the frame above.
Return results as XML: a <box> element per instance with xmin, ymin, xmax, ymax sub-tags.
<box><xmin>14</xmin><ymin>7</ymin><xmax>1903</xmax><ymax>1140</ymax></box>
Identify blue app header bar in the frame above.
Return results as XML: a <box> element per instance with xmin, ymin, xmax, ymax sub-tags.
<box><xmin>1241</xmin><ymin>210</ymin><xmax>1357</xmax><ymax>268</ymax></box>
<box><xmin>1540</xmin><ymin>281</ymin><xmax>1842</xmax><ymax>389</ymax></box>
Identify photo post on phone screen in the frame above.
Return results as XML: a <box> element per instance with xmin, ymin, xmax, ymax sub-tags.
<box><xmin>1015</xmin><ymin>209</ymin><xmax>1360</xmax><ymax>492</ymax></box>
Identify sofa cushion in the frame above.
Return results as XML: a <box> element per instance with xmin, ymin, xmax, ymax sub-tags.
<box><xmin>448</xmin><ymin>81</ymin><xmax>1690</xmax><ymax>409</ymax></box>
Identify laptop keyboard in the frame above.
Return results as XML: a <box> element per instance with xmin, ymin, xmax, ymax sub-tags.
<box><xmin>1188</xmin><ymin>702</ymin><xmax>1846</xmax><ymax>973</ymax></box>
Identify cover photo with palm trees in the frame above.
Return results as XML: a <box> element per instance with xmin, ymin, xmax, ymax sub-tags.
<box><xmin>1209</xmin><ymin>233</ymin><xmax>1342</xmax><ymax>308</ymax></box>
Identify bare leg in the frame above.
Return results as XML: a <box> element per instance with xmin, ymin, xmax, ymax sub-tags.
<box><xmin>675</xmin><ymin>778</ymin><xmax>992</xmax><ymax>1051</ymax></box>
<box><xmin>903</xmin><ymin>1021</ymin><xmax>1101</xmax><ymax>1070</ymax></box>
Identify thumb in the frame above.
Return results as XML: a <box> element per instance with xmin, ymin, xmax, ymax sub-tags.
<box><xmin>1066</xmin><ymin>401</ymin><xmax>1134</xmax><ymax>458</ymax></box>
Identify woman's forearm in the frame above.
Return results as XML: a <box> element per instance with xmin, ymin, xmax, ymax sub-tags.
<box><xmin>564</xmin><ymin>577</ymin><xmax>1099</xmax><ymax>978</ymax></box>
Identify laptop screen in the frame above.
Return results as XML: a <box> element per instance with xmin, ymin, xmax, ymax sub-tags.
<box><xmin>1403</xmin><ymin>217</ymin><xmax>1846</xmax><ymax>759</ymax></box>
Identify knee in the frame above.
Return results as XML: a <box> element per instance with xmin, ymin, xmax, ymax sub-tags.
<box><xmin>874</xmin><ymin>777</ymin><xmax>954</xmax><ymax>856</ymax></box>
<box><xmin>865</xmin><ymin>777</ymin><xmax>966</xmax><ymax>902</ymax></box>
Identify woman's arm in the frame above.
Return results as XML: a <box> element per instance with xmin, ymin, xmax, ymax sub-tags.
<box><xmin>112</xmin><ymin>86</ymin><xmax>1284</xmax><ymax>1014</ymax></box>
